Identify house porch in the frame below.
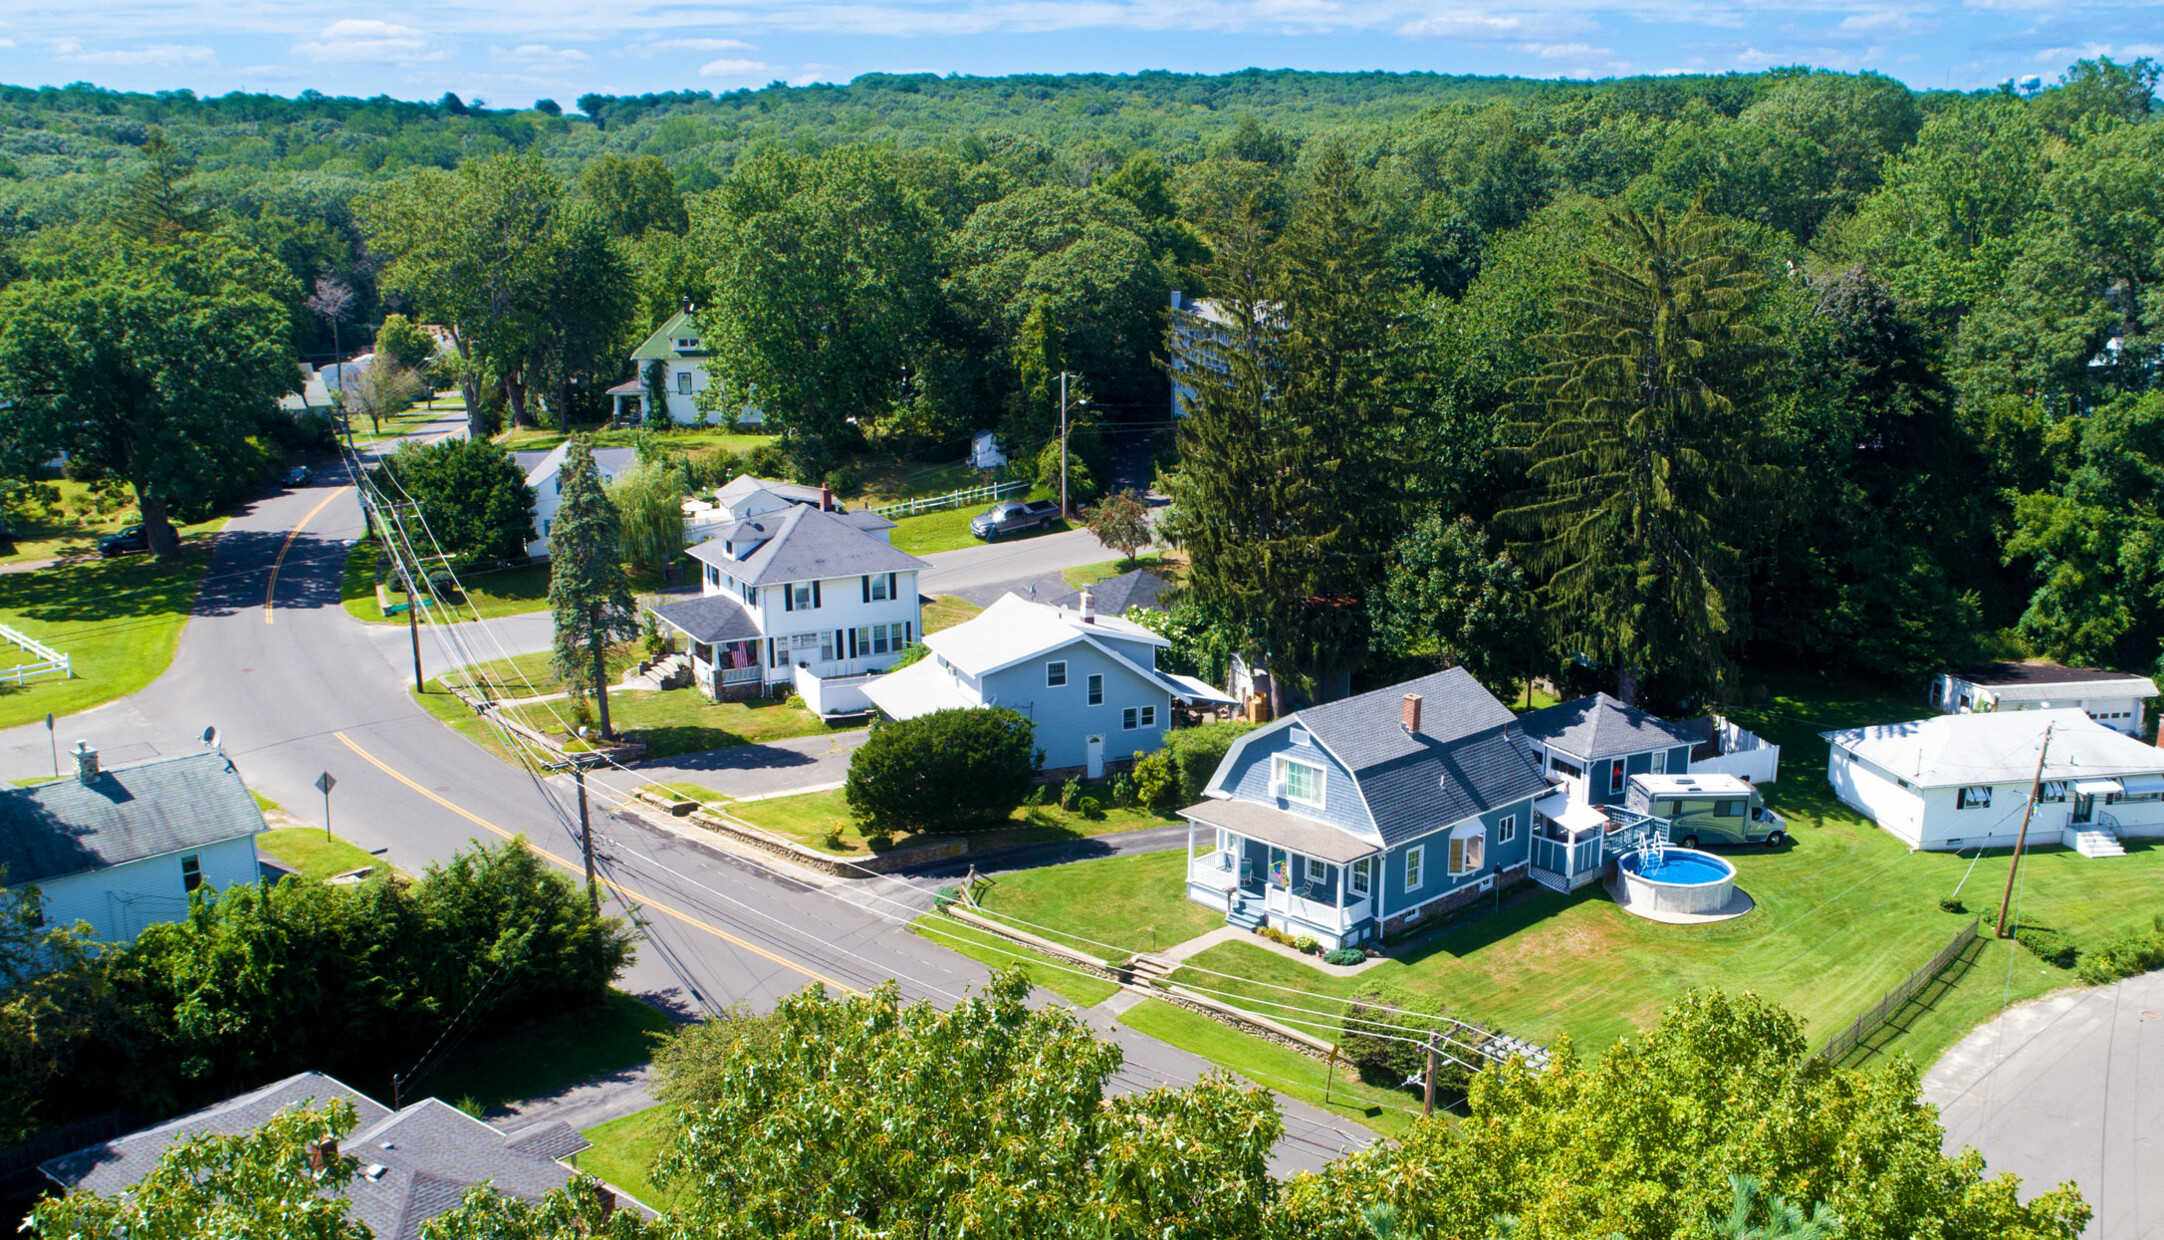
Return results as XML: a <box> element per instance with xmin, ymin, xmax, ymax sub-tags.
<box><xmin>1180</xmin><ymin>801</ymin><xmax>1380</xmax><ymax>951</ymax></box>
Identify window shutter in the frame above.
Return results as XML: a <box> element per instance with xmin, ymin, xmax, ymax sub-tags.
<box><xmin>848</xmin><ymin>628</ymin><xmax>859</xmax><ymax>658</ymax></box>
<box><xmin>904</xmin><ymin>622</ymin><xmax>912</xmax><ymax>644</ymax></box>
<box><xmin>836</xmin><ymin>629</ymin><xmax>844</xmax><ymax>655</ymax></box>
<box><xmin>783</xmin><ymin>585</ymin><xmax>793</xmax><ymax>612</ymax></box>
<box><xmin>812</xmin><ymin>580</ymin><xmax>821</xmax><ymax>608</ymax></box>
<box><xmin>888</xmin><ymin>572</ymin><xmax>897</xmax><ymax>601</ymax></box>
<box><xmin>1449</xmin><ymin>838</ymin><xmax>1465</xmax><ymax>875</ymax></box>
<box><xmin>862</xmin><ymin>575</ymin><xmax>870</xmax><ymax>603</ymax></box>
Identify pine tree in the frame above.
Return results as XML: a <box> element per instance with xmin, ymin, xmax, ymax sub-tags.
<box><xmin>121</xmin><ymin>131</ymin><xmax>208</xmax><ymax>243</ymax></box>
<box><xmin>1500</xmin><ymin>205</ymin><xmax>1775</xmax><ymax>704</ymax></box>
<box><xmin>548</xmin><ymin>440</ymin><xmax>639</xmax><ymax>738</ymax></box>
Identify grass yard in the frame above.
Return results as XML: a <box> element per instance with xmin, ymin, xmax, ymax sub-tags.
<box><xmin>639</xmin><ymin>782</ymin><xmax>732</xmax><ymax>806</ymax></box>
<box><xmin>495</xmin><ymin>423</ymin><xmax>777</xmax><ymax>459</ymax></box>
<box><xmin>1061</xmin><ymin>551</ymin><xmax>1181</xmax><ymax>591</ymax></box>
<box><xmin>416</xmin><ymin>990</ymin><xmax>676</xmax><ymax>1117</ymax></box>
<box><xmin>921</xmin><ymin>594</ymin><xmax>983</xmax><ymax>633</ymax></box>
<box><xmin>1119</xmin><ymin>999</ymin><xmax>1421</xmax><ymax>1137</ymax></box>
<box><xmin>0</xmin><ymin>534</ymin><xmax>221</xmax><ymax>729</ymax></box>
<box><xmin>729</xmin><ymin>786</ymin><xmax>1180</xmax><ymax>858</ymax></box>
<box><xmin>577</xmin><ymin>1105</ymin><xmax>680</xmax><ymax>1210</ymax></box>
<box><xmin>910</xmin><ymin>914</ymin><xmax>1122</xmax><ymax>1007</ymax></box>
<box><xmin>970</xmin><ymin>849</ymin><xmax>1225</xmax><ymax>961</ymax></box>
<box><xmin>505</xmin><ymin>688</ymin><xmax>858</xmax><ymax>760</ymax></box>
<box><xmin>342</xmin><ymin>395</ymin><xmax>464</xmax><ymax>447</ymax></box>
<box><xmin>448</xmin><ymin>643</ymin><xmax>643</xmax><ymax>700</ymax></box>
<box><xmin>888</xmin><ymin>505</ymin><xmax>1072</xmax><ymax>557</ymax></box>
<box><xmin>342</xmin><ymin>541</ymin><xmax>552</xmax><ymax>624</ymax></box>
<box><xmin>257</xmin><ymin>828</ymin><xmax>381</xmax><ymax>881</ymax></box>
<box><xmin>846</xmin><ymin>457</ymin><xmax>982</xmax><ymax>508</ymax></box>
<box><xmin>412</xmin><ymin>685</ymin><xmax>514</xmax><ymax>762</ymax></box>
<box><xmin>0</xmin><ymin>481</ymin><xmax>230</xmax><ymax>567</ymax></box>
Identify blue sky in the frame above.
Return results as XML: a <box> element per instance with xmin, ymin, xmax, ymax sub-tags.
<box><xmin>1</xmin><ymin>1</ymin><xmax>2157</xmax><ymax>107</ymax></box>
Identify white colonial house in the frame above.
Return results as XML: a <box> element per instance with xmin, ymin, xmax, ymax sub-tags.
<box><xmin>604</xmin><ymin>309</ymin><xmax>763</xmax><ymax>428</ymax></box>
<box><xmin>1931</xmin><ymin>661</ymin><xmax>2157</xmax><ymax>737</ymax></box>
<box><xmin>648</xmin><ymin>498</ymin><xmax>925</xmax><ymax>712</ymax></box>
<box><xmin>1823</xmin><ymin>708</ymin><xmax>2164</xmax><ymax>856</ymax></box>
<box><xmin>1</xmin><ymin>745</ymin><xmax>265</xmax><ymax>948</ymax></box>
<box><xmin>513</xmin><ymin>444</ymin><xmax>639</xmax><ymax>560</ymax></box>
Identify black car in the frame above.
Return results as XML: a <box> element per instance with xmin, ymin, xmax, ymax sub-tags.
<box><xmin>285</xmin><ymin>465</ymin><xmax>312</xmax><ymax>486</ymax></box>
<box><xmin>99</xmin><ymin>525</ymin><xmax>148</xmax><ymax>557</ymax></box>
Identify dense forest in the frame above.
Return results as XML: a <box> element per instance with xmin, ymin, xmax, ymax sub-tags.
<box><xmin>0</xmin><ymin>59</ymin><xmax>2158</xmax><ymax>703</ymax></box>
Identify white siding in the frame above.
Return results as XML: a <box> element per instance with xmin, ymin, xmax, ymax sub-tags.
<box><xmin>525</xmin><ymin>455</ymin><xmax>636</xmax><ymax>560</ymax></box>
<box><xmin>754</xmin><ymin>571</ymin><xmax>922</xmax><ymax>684</ymax></box>
<box><xmin>27</xmin><ymin>834</ymin><xmax>259</xmax><ymax>945</ymax></box>
<box><xmin>1826</xmin><ymin>746</ymin><xmax>1928</xmax><ymax>847</ymax></box>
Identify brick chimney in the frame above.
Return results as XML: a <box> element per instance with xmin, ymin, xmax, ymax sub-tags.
<box><xmin>72</xmin><ymin>740</ymin><xmax>99</xmax><ymax>784</ymax></box>
<box><xmin>1401</xmin><ymin>694</ymin><xmax>1422</xmax><ymax>733</ymax></box>
<box><xmin>307</xmin><ymin>1138</ymin><xmax>338</xmax><ymax>1172</ymax></box>
<box><xmin>1079</xmin><ymin>588</ymin><xmax>1096</xmax><ymax>624</ymax></box>
<box><xmin>819</xmin><ymin>484</ymin><xmax>833</xmax><ymax>511</ymax></box>
<box><xmin>595</xmin><ymin>1187</ymin><xmax>617</xmax><ymax>1219</ymax></box>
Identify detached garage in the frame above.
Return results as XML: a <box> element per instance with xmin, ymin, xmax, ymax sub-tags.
<box><xmin>1823</xmin><ymin>708</ymin><xmax>2164</xmax><ymax>855</ymax></box>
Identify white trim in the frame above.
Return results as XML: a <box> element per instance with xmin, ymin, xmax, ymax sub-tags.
<box><xmin>1404</xmin><ymin>843</ymin><xmax>1424</xmax><ymax>891</ymax></box>
<box><xmin>1272</xmin><ymin>754</ymin><xmax>1326</xmax><ymax>808</ymax></box>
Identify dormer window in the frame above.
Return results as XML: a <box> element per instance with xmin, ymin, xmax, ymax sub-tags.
<box><xmin>1272</xmin><ymin>756</ymin><xmax>1324</xmax><ymax>808</ymax></box>
<box><xmin>675</xmin><ymin>337</ymin><xmax>699</xmax><ymax>351</ymax></box>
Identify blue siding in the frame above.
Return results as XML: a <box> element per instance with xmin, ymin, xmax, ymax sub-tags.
<box><xmin>1583</xmin><ymin>744</ymin><xmax>1694</xmax><ymax>805</ymax></box>
<box><xmin>1216</xmin><ymin>727</ymin><xmax>1373</xmax><ymax>836</ymax></box>
<box><xmin>981</xmin><ymin>640</ymin><xmax>1169</xmax><ymax>771</ymax></box>
<box><xmin>1381</xmin><ymin>796</ymin><xmax>1539</xmax><ymax>912</ymax></box>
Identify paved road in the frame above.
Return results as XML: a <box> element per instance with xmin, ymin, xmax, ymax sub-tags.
<box><xmin>918</xmin><ymin>526</ymin><xmax>1153</xmax><ymax>596</ymax></box>
<box><xmin>1924</xmin><ymin>968</ymin><xmax>2164</xmax><ymax>1239</ymax></box>
<box><xmin>629</xmin><ymin>730</ymin><xmax>868</xmax><ymax>800</ymax></box>
<box><xmin>0</xmin><ymin>442</ymin><xmax>1367</xmax><ymax>1175</ymax></box>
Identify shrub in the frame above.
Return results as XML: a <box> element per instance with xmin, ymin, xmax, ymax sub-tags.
<box><xmin>865</xmin><ymin>832</ymin><xmax>895</xmax><ymax>852</ymax></box>
<box><xmin>1164</xmin><ymin>721</ymin><xmax>1260</xmax><ymax>803</ymax></box>
<box><xmin>818</xmin><ymin>828</ymin><xmax>845</xmax><ymax>851</ymax></box>
<box><xmin>1131</xmin><ymin>749</ymin><xmax>1179</xmax><ymax>807</ymax></box>
<box><xmin>932</xmin><ymin>886</ymin><xmax>961</xmax><ymax>911</ymax></box>
<box><xmin>1059</xmin><ymin>777</ymin><xmax>1082</xmax><ymax>811</ymax></box>
<box><xmin>1110</xmin><ymin>773</ymin><xmax>1136</xmax><ymax>808</ymax></box>
<box><xmin>823</xmin><ymin>464</ymin><xmax>861</xmax><ymax>495</ymax></box>
<box><xmin>1076</xmin><ymin>796</ymin><xmax>1104</xmax><ymax>819</ymax></box>
<box><xmin>1340</xmin><ymin>986</ymin><xmax>1485</xmax><ymax>1101</ymax></box>
<box><xmin>1024</xmin><ymin>783</ymin><xmax>1048</xmax><ymax>807</ymax></box>
<box><xmin>1938</xmin><ymin>895</ymin><xmax>1966</xmax><ymax>914</ymax></box>
<box><xmin>2076</xmin><ymin>915</ymin><xmax>2164</xmax><ymax>985</ymax></box>
<box><xmin>2014</xmin><ymin>925</ymin><xmax>2079</xmax><ymax>969</ymax></box>
<box><xmin>845</xmin><ymin>707</ymin><xmax>1038</xmax><ymax>834</ymax></box>
<box><xmin>1292</xmin><ymin>934</ymin><xmax>1319</xmax><ymax>954</ymax></box>
<box><xmin>1324</xmin><ymin>947</ymin><xmax>1365</xmax><ymax>966</ymax></box>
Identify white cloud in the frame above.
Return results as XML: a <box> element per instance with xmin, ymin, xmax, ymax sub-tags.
<box><xmin>791</xmin><ymin>62</ymin><xmax>847</xmax><ymax>84</ymax></box>
<box><xmin>1397</xmin><ymin>9</ymin><xmax>1526</xmax><ymax>38</ymax></box>
<box><xmin>493</xmin><ymin>43</ymin><xmax>590</xmax><ymax>67</ymax></box>
<box><xmin>0</xmin><ymin>37</ymin><xmax>14</xmax><ymax>48</ymax></box>
<box><xmin>699</xmin><ymin>56</ymin><xmax>775</xmax><ymax>78</ymax></box>
<box><xmin>293</xmin><ymin>19</ymin><xmax>449</xmax><ymax>65</ymax></box>
<box><xmin>54</xmin><ymin>41</ymin><xmax>217</xmax><ymax>68</ymax></box>
<box><xmin>1514</xmin><ymin>40</ymin><xmax>1612</xmax><ymax>58</ymax></box>
<box><xmin>1835</xmin><ymin>10</ymin><xmax>1926</xmax><ymax>35</ymax></box>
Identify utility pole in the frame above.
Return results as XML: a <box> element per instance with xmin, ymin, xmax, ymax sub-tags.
<box><xmin>1995</xmin><ymin>724</ymin><xmax>2053</xmax><ymax>939</ymax></box>
<box><xmin>575</xmin><ymin>763</ymin><xmax>597</xmax><ymax>905</ymax></box>
<box><xmin>1422</xmin><ymin>1034</ymin><xmax>1439</xmax><ymax>1118</ymax></box>
<box><xmin>45</xmin><ymin>713</ymin><xmax>55</xmax><ymax>779</ymax></box>
<box><xmin>1059</xmin><ymin>370</ymin><xmax>1070</xmax><ymax>518</ymax></box>
<box><xmin>407</xmin><ymin>575</ymin><xmax>425</xmax><ymax>693</ymax></box>
<box><xmin>1324</xmin><ymin>1042</ymin><xmax>1338</xmax><ymax>1107</ymax></box>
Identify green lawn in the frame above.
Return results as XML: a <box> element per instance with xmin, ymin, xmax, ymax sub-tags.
<box><xmin>639</xmin><ymin>782</ymin><xmax>732</xmax><ymax>806</ymax></box>
<box><xmin>448</xmin><ymin>643</ymin><xmax>643</xmax><ymax>700</ymax></box>
<box><xmin>505</xmin><ymin>688</ymin><xmax>859</xmax><ymax>760</ymax></box>
<box><xmin>0</xmin><ymin>480</ymin><xmax>229</xmax><ymax>566</ymax></box>
<box><xmin>888</xmin><ymin>505</ymin><xmax>1072</xmax><ymax>557</ymax></box>
<box><xmin>847</xmin><ymin>457</ymin><xmax>982</xmax><ymax>508</ymax></box>
<box><xmin>496</xmin><ymin>423</ymin><xmax>776</xmax><ymax>458</ymax></box>
<box><xmin>971</xmin><ymin>848</ymin><xmax>1225</xmax><ymax>961</ymax></box>
<box><xmin>729</xmin><ymin>786</ymin><xmax>1181</xmax><ymax>858</ymax></box>
<box><xmin>910</xmin><ymin>913</ymin><xmax>1122</xmax><ymax>1007</ymax></box>
<box><xmin>921</xmin><ymin>594</ymin><xmax>983</xmax><ymax>634</ymax></box>
<box><xmin>0</xmin><ymin>533</ymin><xmax>221</xmax><ymax>730</ymax></box>
<box><xmin>341</xmin><ymin>395</ymin><xmax>463</xmax><ymax>448</ymax></box>
<box><xmin>416</xmin><ymin>990</ymin><xmax>675</xmax><ymax>1116</ymax></box>
<box><xmin>257</xmin><ymin>828</ymin><xmax>381</xmax><ymax>881</ymax></box>
<box><xmin>342</xmin><ymin>541</ymin><xmax>552</xmax><ymax>624</ymax></box>
<box><xmin>577</xmin><ymin>1105</ymin><xmax>680</xmax><ymax>1210</ymax></box>
<box><xmin>1120</xmin><ymin>999</ymin><xmax>1420</xmax><ymax>1137</ymax></box>
<box><xmin>1061</xmin><ymin>552</ymin><xmax>1179</xmax><ymax>591</ymax></box>
<box><xmin>412</xmin><ymin>684</ymin><xmax>514</xmax><ymax>762</ymax></box>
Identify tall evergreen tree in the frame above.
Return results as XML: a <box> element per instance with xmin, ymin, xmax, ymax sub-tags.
<box><xmin>120</xmin><ymin>131</ymin><xmax>208</xmax><ymax>243</ymax></box>
<box><xmin>549</xmin><ymin>440</ymin><xmax>639</xmax><ymax>738</ymax></box>
<box><xmin>1500</xmin><ymin>205</ymin><xmax>1775</xmax><ymax>705</ymax></box>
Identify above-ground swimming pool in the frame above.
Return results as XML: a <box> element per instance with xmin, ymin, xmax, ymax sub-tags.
<box><xmin>1615</xmin><ymin>847</ymin><xmax>1738</xmax><ymax>917</ymax></box>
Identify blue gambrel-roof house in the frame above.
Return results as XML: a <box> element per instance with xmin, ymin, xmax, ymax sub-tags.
<box><xmin>1180</xmin><ymin>668</ymin><xmax>1553</xmax><ymax>950</ymax></box>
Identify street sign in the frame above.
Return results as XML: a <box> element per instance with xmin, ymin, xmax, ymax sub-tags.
<box><xmin>315</xmin><ymin>772</ymin><xmax>337</xmax><ymax>795</ymax></box>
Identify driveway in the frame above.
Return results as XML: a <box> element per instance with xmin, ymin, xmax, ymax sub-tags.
<box><xmin>627</xmin><ymin>729</ymin><xmax>870</xmax><ymax>800</ymax></box>
<box><xmin>1923</xmin><ymin>968</ymin><xmax>2164</xmax><ymax>1239</ymax></box>
<box><xmin>918</xmin><ymin>526</ymin><xmax>1153</xmax><ymax>597</ymax></box>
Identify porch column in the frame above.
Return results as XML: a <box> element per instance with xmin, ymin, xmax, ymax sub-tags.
<box><xmin>1185</xmin><ymin>817</ymin><xmax>1195</xmax><ymax>877</ymax></box>
<box><xmin>1336</xmin><ymin>861</ymin><xmax>1347</xmax><ymax>932</ymax></box>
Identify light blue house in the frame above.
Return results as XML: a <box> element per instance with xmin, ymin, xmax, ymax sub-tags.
<box><xmin>1513</xmin><ymin>693</ymin><xmax>1699</xmax><ymax>807</ymax></box>
<box><xmin>1181</xmin><ymin>669</ymin><xmax>1554</xmax><ymax>950</ymax></box>
<box><xmin>864</xmin><ymin>591</ymin><xmax>1233</xmax><ymax>775</ymax></box>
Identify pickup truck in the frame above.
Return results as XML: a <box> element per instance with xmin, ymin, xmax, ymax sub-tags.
<box><xmin>970</xmin><ymin>499</ymin><xmax>1061</xmax><ymax>541</ymax></box>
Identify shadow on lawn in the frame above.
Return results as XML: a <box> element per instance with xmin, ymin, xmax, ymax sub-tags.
<box><xmin>1836</xmin><ymin>926</ymin><xmax>1991</xmax><ymax>1068</ymax></box>
<box><xmin>1390</xmin><ymin>882</ymin><xmax>1613</xmax><ymax>966</ymax></box>
<box><xmin>0</xmin><ymin>537</ymin><xmax>218</xmax><ymax>622</ymax></box>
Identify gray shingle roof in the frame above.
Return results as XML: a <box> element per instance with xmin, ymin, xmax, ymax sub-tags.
<box><xmin>1955</xmin><ymin>660</ymin><xmax>2152</xmax><ymax>688</ymax></box>
<box><xmin>1514</xmin><ymin>693</ymin><xmax>1700</xmax><ymax>761</ymax></box>
<box><xmin>716</xmin><ymin>474</ymin><xmax>824</xmax><ymax>507</ymax></box>
<box><xmin>688</xmin><ymin>504</ymin><xmax>924</xmax><ymax>586</ymax></box>
<box><xmin>650</xmin><ymin>593</ymin><xmax>763</xmax><ymax>645</ymax></box>
<box><xmin>1292</xmin><ymin>669</ymin><xmax>1550</xmax><ymax>848</ymax></box>
<box><xmin>44</xmin><ymin>1074</ymin><xmax>587</xmax><ymax>1240</ymax></box>
<box><xmin>0</xmin><ymin>751</ymin><xmax>266</xmax><ymax>888</ymax></box>
<box><xmin>1049</xmin><ymin>569</ymin><xmax>1170</xmax><ymax>615</ymax></box>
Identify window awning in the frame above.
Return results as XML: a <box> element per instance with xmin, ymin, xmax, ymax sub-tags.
<box><xmin>2116</xmin><ymin>773</ymin><xmax>2164</xmax><ymax>795</ymax></box>
<box><xmin>1536</xmin><ymin>791</ymin><xmax>1610</xmax><ymax>835</ymax></box>
<box><xmin>2072</xmin><ymin>779</ymin><xmax>2125</xmax><ymax>796</ymax></box>
<box><xmin>1161</xmin><ymin>672</ymin><xmax>1239</xmax><ymax>708</ymax></box>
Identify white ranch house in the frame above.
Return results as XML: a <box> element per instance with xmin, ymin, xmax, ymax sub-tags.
<box><xmin>1931</xmin><ymin>661</ymin><xmax>2157</xmax><ymax>737</ymax></box>
<box><xmin>1823</xmin><ymin>708</ymin><xmax>2164</xmax><ymax>856</ymax></box>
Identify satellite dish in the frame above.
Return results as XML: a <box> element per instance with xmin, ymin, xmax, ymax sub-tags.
<box><xmin>201</xmin><ymin>726</ymin><xmax>220</xmax><ymax>749</ymax></box>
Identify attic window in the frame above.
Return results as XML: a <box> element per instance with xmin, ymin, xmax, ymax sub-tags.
<box><xmin>1289</xmin><ymin>728</ymin><xmax>1310</xmax><ymax>747</ymax></box>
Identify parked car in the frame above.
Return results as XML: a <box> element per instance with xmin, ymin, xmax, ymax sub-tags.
<box><xmin>285</xmin><ymin>465</ymin><xmax>311</xmax><ymax>486</ymax></box>
<box><xmin>969</xmin><ymin>499</ymin><xmax>1061</xmax><ymax>541</ymax></box>
<box><xmin>1624</xmin><ymin>773</ymin><xmax>1787</xmax><ymax>848</ymax></box>
<box><xmin>99</xmin><ymin>525</ymin><xmax>148</xmax><ymax>557</ymax></box>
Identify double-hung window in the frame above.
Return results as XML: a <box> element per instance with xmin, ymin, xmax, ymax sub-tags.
<box><xmin>1496</xmin><ymin>814</ymin><xmax>1516</xmax><ymax>844</ymax></box>
<box><xmin>1956</xmin><ymin>786</ymin><xmax>1993</xmax><ymax>810</ymax></box>
<box><xmin>1086</xmin><ymin>674</ymin><xmax>1103</xmax><ymax>706</ymax></box>
<box><xmin>181</xmin><ymin>853</ymin><xmax>203</xmax><ymax>892</ymax></box>
<box><xmin>1046</xmin><ymin>661</ymin><xmax>1068</xmax><ymax>687</ymax></box>
<box><xmin>866</xmin><ymin>574</ymin><xmax>890</xmax><ymax>602</ymax></box>
<box><xmin>1123</xmin><ymin>707</ymin><xmax>1139</xmax><ymax>730</ymax></box>
<box><xmin>1650</xmin><ymin>750</ymin><xmax>1668</xmax><ymax>774</ymax></box>
<box><xmin>1403</xmin><ymin>845</ymin><xmax>1424</xmax><ymax>891</ymax></box>
<box><xmin>1609</xmin><ymin>760</ymin><xmax>1626</xmax><ymax>796</ymax></box>
<box><xmin>676</xmin><ymin>371</ymin><xmax>692</xmax><ymax>395</ymax></box>
<box><xmin>791</xmin><ymin>583</ymin><xmax>817</xmax><ymax>610</ymax></box>
<box><xmin>1273</xmin><ymin>756</ymin><xmax>1324</xmax><ymax>808</ymax></box>
<box><xmin>1349</xmin><ymin>857</ymin><xmax>1372</xmax><ymax>897</ymax></box>
<box><xmin>1140</xmin><ymin>706</ymin><xmax>1156</xmax><ymax>728</ymax></box>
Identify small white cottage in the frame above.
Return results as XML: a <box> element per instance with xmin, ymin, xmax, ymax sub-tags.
<box><xmin>1931</xmin><ymin>661</ymin><xmax>2157</xmax><ymax>737</ymax></box>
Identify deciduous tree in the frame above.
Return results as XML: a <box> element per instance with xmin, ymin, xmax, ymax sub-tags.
<box><xmin>371</xmin><ymin>437</ymin><xmax>534</xmax><ymax>566</ymax></box>
<box><xmin>1085</xmin><ymin>488</ymin><xmax>1152</xmax><ymax>568</ymax></box>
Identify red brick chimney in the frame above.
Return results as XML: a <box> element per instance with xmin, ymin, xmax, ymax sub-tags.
<box><xmin>1402</xmin><ymin>693</ymin><xmax>1422</xmax><ymax>733</ymax></box>
<box><xmin>819</xmin><ymin>484</ymin><xmax>833</xmax><ymax>511</ymax></box>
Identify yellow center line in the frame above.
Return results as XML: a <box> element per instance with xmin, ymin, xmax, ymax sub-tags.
<box><xmin>331</xmin><ymin>730</ymin><xmax>852</xmax><ymax>993</ymax></box>
<box><xmin>263</xmin><ymin>486</ymin><xmax>352</xmax><ymax>624</ymax></box>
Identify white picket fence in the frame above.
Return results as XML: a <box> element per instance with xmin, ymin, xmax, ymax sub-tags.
<box><xmin>0</xmin><ymin>621</ymin><xmax>72</xmax><ymax>685</ymax></box>
<box><xmin>868</xmin><ymin>479</ymin><xmax>1030</xmax><ymax>521</ymax></box>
